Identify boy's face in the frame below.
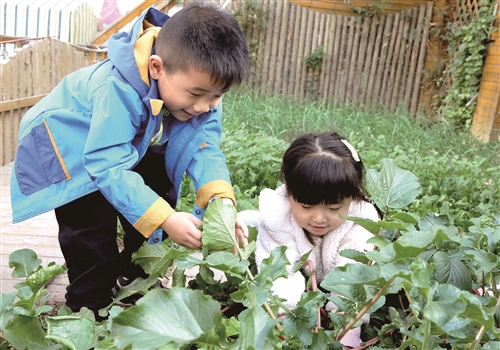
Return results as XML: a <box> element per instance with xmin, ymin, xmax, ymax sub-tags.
<box><xmin>149</xmin><ymin>55</ymin><xmax>226</xmax><ymax>121</ymax></box>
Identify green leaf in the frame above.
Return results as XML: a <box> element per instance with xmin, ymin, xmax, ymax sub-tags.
<box><xmin>46</xmin><ymin>316</ymin><xmax>94</xmax><ymax>350</ymax></box>
<box><xmin>111</xmin><ymin>288</ymin><xmax>224</xmax><ymax>349</ymax></box>
<box><xmin>424</xmin><ymin>284</ymin><xmax>494</xmax><ymax>329</ymax></box>
<box><xmin>8</xmin><ymin>249</ymin><xmax>42</xmax><ymax>279</ymax></box>
<box><xmin>431</xmin><ymin>251</ymin><xmax>472</xmax><ymax>291</ymax></box>
<box><xmin>293</xmin><ymin>250</ymin><xmax>312</xmax><ymax>273</ymax></box>
<box><xmin>339</xmin><ymin>249</ymin><xmax>370</xmax><ymax>264</ymax></box>
<box><xmin>26</xmin><ymin>263</ymin><xmax>67</xmax><ymax>291</ymax></box>
<box><xmin>3</xmin><ymin>315</ymin><xmax>57</xmax><ymax>350</ymax></box>
<box><xmin>321</xmin><ymin>263</ymin><xmax>387</xmax><ymax>290</ymax></box>
<box><xmin>233</xmin><ymin>306</ymin><xmax>278</xmax><ymax>350</ymax></box>
<box><xmin>202</xmin><ymin>198</ymin><xmax>237</xmax><ymax>252</ymax></box>
<box><xmin>254</xmin><ymin>246</ymin><xmax>289</xmax><ymax>286</ymax></box>
<box><xmin>366</xmin><ymin>158</ymin><xmax>420</xmax><ymax>211</ymax></box>
<box><xmin>345</xmin><ymin>215</ymin><xmax>380</xmax><ymax>234</ymax></box>
<box><xmin>464</xmin><ymin>249</ymin><xmax>499</xmax><ymax>273</ymax></box>
<box><xmin>0</xmin><ymin>293</ymin><xmax>16</xmax><ymax>331</ymax></box>
<box><xmin>132</xmin><ymin>240</ymin><xmax>188</xmax><ymax>277</ymax></box>
<box><xmin>390</xmin><ymin>212</ymin><xmax>419</xmax><ymax>224</ymax></box>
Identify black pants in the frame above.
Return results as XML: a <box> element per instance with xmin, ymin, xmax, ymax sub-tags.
<box><xmin>55</xmin><ymin>150</ymin><xmax>175</xmax><ymax>316</ymax></box>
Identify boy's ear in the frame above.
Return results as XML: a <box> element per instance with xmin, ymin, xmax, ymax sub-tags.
<box><xmin>149</xmin><ymin>55</ymin><xmax>164</xmax><ymax>80</ymax></box>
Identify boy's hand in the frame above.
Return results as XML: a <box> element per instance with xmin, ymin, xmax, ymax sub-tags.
<box><xmin>160</xmin><ymin>212</ymin><xmax>202</xmax><ymax>249</ymax></box>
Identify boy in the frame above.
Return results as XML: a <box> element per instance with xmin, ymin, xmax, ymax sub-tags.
<box><xmin>10</xmin><ymin>3</ymin><xmax>249</xmax><ymax>318</ymax></box>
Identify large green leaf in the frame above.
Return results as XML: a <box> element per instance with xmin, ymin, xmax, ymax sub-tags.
<box><xmin>132</xmin><ymin>240</ymin><xmax>188</xmax><ymax>277</ymax></box>
<box><xmin>424</xmin><ymin>284</ymin><xmax>494</xmax><ymax>330</ymax></box>
<box><xmin>3</xmin><ymin>315</ymin><xmax>58</xmax><ymax>350</ymax></box>
<box><xmin>233</xmin><ymin>305</ymin><xmax>278</xmax><ymax>350</ymax></box>
<box><xmin>321</xmin><ymin>263</ymin><xmax>387</xmax><ymax>290</ymax></box>
<box><xmin>366</xmin><ymin>158</ymin><xmax>420</xmax><ymax>211</ymax></box>
<box><xmin>111</xmin><ymin>287</ymin><xmax>224</xmax><ymax>349</ymax></box>
<box><xmin>254</xmin><ymin>246</ymin><xmax>289</xmax><ymax>286</ymax></box>
<box><xmin>431</xmin><ymin>251</ymin><xmax>472</xmax><ymax>291</ymax></box>
<box><xmin>8</xmin><ymin>249</ymin><xmax>42</xmax><ymax>279</ymax></box>
<box><xmin>46</xmin><ymin>316</ymin><xmax>94</xmax><ymax>350</ymax></box>
<box><xmin>202</xmin><ymin>198</ymin><xmax>237</xmax><ymax>252</ymax></box>
<box><xmin>26</xmin><ymin>262</ymin><xmax>67</xmax><ymax>291</ymax></box>
<box><xmin>0</xmin><ymin>293</ymin><xmax>15</xmax><ymax>331</ymax></box>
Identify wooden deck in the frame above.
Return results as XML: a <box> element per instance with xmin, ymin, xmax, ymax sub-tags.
<box><xmin>0</xmin><ymin>162</ymin><xmax>66</xmax><ymax>300</ymax></box>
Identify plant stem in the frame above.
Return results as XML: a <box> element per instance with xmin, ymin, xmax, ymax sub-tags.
<box><xmin>470</xmin><ymin>295</ymin><xmax>500</xmax><ymax>350</ymax></box>
<box><xmin>422</xmin><ymin>317</ymin><xmax>431</xmax><ymax>350</ymax></box>
<box><xmin>337</xmin><ymin>276</ymin><xmax>397</xmax><ymax>341</ymax></box>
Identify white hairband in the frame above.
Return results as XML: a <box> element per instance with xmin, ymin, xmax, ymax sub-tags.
<box><xmin>341</xmin><ymin>139</ymin><xmax>360</xmax><ymax>162</ymax></box>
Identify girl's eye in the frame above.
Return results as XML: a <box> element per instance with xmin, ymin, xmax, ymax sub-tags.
<box><xmin>329</xmin><ymin>207</ymin><xmax>340</xmax><ymax>211</ymax></box>
<box><xmin>190</xmin><ymin>92</ymin><xmax>200</xmax><ymax>97</ymax></box>
<box><xmin>301</xmin><ymin>205</ymin><xmax>311</xmax><ymax>209</ymax></box>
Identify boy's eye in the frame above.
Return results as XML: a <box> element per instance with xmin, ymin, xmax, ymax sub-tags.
<box><xmin>190</xmin><ymin>92</ymin><xmax>200</xmax><ymax>97</ymax></box>
<box><xmin>329</xmin><ymin>207</ymin><xmax>340</xmax><ymax>211</ymax></box>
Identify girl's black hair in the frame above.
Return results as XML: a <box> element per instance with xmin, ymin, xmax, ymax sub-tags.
<box><xmin>281</xmin><ymin>132</ymin><xmax>366</xmax><ymax>205</ymax></box>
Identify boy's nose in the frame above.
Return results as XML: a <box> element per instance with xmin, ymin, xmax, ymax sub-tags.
<box><xmin>193</xmin><ymin>101</ymin><xmax>210</xmax><ymax>114</ymax></box>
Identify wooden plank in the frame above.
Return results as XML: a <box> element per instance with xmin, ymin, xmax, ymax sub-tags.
<box><xmin>268</xmin><ymin>0</ymin><xmax>283</xmax><ymax>95</ymax></box>
<box><xmin>411</xmin><ymin>2</ymin><xmax>433</xmax><ymax>116</ymax></box>
<box><xmin>294</xmin><ymin>6</ymin><xmax>308</xmax><ymax>97</ymax></box>
<box><xmin>330</xmin><ymin>15</ymin><xmax>344</xmax><ymax>99</ymax></box>
<box><xmin>0</xmin><ymin>95</ymin><xmax>48</xmax><ymax>113</ymax></box>
<box><xmin>365</xmin><ymin>15</ymin><xmax>386</xmax><ymax>105</ymax></box>
<box><xmin>353</xmin><ymin>17</ymin><xmax>370</xmax><ymax>103</ymax></box>
<box><xmin>260</xmin><ymin>0</ymin><xmax>275</xmax><ymax>94</ymax></box>
<box><xmin>359</xmin><ymin>16</ymin><xmax>377</xmax><ymax>105</ymax></box>
<box><xmin>90</xmin><ymin>0</ymin><xmax>165</xmax><ymax>45</ymax></box>
<box><xmin>281</xmin><ymin>2</ymin><xmax>295</xmax><ymax>96</ymax></box>
<box><xmin>390</xmin><ymin>11</ymin><xmax>412</xmax><ymax>110</ymax></box>
<box><xmin>404</xmin><ymin>5</ymin><xmax>426</xmax><ymax>109</ymax></box>
<box><xmin>345</xmin><ymin>17</ymin><xmax>361</xmax><ymax>103</ymax></box>
<box><xmin>320</xmin><ymin>16</ymin><xmax>333</xmax><ymax>99</ymax></box>
<box><xmin>340</xmin><ymin>16</ymin><xmax>356</xmax><ymax>102</ymax></box>
<box><xmin>289</xmin><ymin>4</ymin><xmax>301</xmax><ymax>97</ymax></box>
<box><xmin>379</xmin><ymin>12</ymin><xmax>400</xmax><ymax>105</ymax></box>
<box><xmin>316</xmin><ymin>12</ymin><xmax>327</xmax><ymax>99</ymax></box>
<box><xmin>300</xmin><ymin>8</ymin><xmax>315</xmax><ymax>99</ymax></box>
<box><xmin>290</xmin><ymin>0</ymin><xmax>439</xmax><ymax>16</ymax></box>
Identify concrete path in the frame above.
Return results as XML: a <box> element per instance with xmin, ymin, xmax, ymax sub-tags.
<box><xmin>0</xmin><ymin>162</ymin><xmax>67</xmax><ymax>302</ymax></box>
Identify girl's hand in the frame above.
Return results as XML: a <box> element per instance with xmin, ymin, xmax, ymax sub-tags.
<box><xmin>235</xmin><ymin>218</ymin><xmax>249</xmax><ymax>248</ymax></box>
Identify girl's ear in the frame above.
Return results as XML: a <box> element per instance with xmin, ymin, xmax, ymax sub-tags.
<box><xmin>149</xmin><ymin>55</ymin><xmax>164</xmax><ymax>80</ymax></box>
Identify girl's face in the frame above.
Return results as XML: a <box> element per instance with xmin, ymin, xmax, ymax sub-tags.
<box><xmin>289</xmin><ymin>196</ymin><xmax>353</xmax><ymax>236</ymax></box>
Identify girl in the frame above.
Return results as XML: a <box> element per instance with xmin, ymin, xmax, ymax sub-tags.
<box><xmin>239</xmin><ymin>132</ymin><xmax>379</xmax><ymax>349</ymax></box>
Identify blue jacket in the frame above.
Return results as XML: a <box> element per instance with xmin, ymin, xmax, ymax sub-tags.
<box><xmin>10</xmin><ymin>7</ymin><xmax>235</xmax><ymax>238</ymax></box>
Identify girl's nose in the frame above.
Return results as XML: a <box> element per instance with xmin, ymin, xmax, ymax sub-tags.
<box><xmin>312</xmin><ymin>209</ymin><xmax>326</xmax><ymax>223</ymax></box>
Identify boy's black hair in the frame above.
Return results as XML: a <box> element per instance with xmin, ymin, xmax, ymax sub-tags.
<box><xmin>281</xmin><ymin>132</ymin><xmax>366</xmax><ymax>205</ymax></box>
<box><xmin>155</xmin><ymin>3</ymin><xmax>249</xmax><ymax>90</ymax></box>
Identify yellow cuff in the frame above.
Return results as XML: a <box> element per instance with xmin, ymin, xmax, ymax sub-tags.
<box><xmin>133</xmin><ymin>198</ymin><xmax>174</xmax><ymax>238</ymax></box>
<box><xmin>196</xmin><ymin>180</ymin><xmax>235</xmax><ymax>209</ymax></box>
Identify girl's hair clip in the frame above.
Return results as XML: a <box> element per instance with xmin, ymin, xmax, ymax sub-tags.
<box><xmin>341</xmin><ymin>139</ymin><xmax>360</xmax><ymax>162</ymax></box>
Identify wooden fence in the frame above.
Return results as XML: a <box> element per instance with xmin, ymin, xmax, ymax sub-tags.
<box><xmin>1</xmin><ymin>1</ymin><xmax>498</xmax><ymax>167</ymax></box>
<box><xmin>228</xmin><ymin>0</ymin><xmax>433</xmax><ymax>115</ymax></box>
<box><xmin>0</xmin><ymin>38</ymin><xmax>98</xmax><ymax>166</ymax></box>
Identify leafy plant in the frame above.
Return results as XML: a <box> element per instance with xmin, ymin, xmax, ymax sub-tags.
<box><xmin>2</xmin><ymin>159</ymin><xmax>499</xmax><ymax>349</ymax></box>
<box><xmin>434</xmin><ymin>0</ymin><xmax>498</xmax><ymax>126</ymax></box>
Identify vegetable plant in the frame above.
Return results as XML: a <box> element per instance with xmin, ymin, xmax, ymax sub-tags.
<box><xmin>1</xmin><ymin>159</ymin><xmax>499</xmax><ymax>349</ymax></box>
